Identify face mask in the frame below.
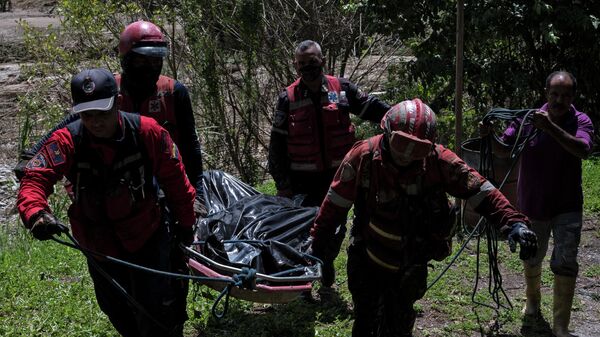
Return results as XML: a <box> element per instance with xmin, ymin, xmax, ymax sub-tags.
<box><xmin>122</xmin><ymin>55</ymin><xmax>163</xmax><ymax>95</ymax></box>
<box><xmin>388</xmin><ymin>131</ymin><xmax>433</xmax><ymax>166</ymax></box>
<box><xmin>127</xmin><ymin>64</ymin><xmax>162</xmax><ymax>88</ymax></box>
<box><xmin>299</xmin><ymin>64</ymin><xmax>323</xmax><ymax>82</ymax></box>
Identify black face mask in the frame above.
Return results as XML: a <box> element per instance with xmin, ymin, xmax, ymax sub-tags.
<box><xmin>128</xmin><ymin>65</ymin><xmax>161</xmax><ymax>90</ymax></box>
<box><xmin>299</xmin><ymin>64</ymin><xmax>323</xmax><ymax>82</ymax></box>
<box><xmin>121</xmin><ymin>56</ymin><xmax>162</xmax><ymax>96</ymax></box>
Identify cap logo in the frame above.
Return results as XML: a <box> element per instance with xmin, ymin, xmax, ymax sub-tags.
<box><xmin>82</xmin><ymin>77</ymin><xmax>96</xmax><ymax>95</ymax></box>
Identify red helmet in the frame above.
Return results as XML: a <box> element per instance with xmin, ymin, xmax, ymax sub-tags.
<box><xmin>380</xmin><ymin>98</ymin><xmax>437</xmax><ymax>142</ymax></box>
<box><xmin>118</xmin><ymin>21</ymin><xmax>168</xmax><ymax>58</ymax></box>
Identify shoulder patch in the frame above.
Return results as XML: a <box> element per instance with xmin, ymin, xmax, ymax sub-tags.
<box><xmin>161</xmin><ymin>130</ymin><xmax>180</xmax><ymax>160</ymax></box>
<box><xmin>45</xmin><ymin>141</ymin><xmax>65</xmax><ymax>166</ymax></box>
<box><xmin>467</xmin><ymin>172</ymin><xmax>482</xmax><ymax>191</ymax></box>
<box><xmin>26</xmin><ymin>152</ymin><xmax>47</xmax><ymax>169</ymax></box>
<box><xmin>149</xmin><ymin>99</ymin><xmax>161</xmax><ymax>114</ymax></box>
<box><xmin>339</xmin><ymin>162</ymin><xmax>356</xmax><ymax>182</ymax></box>
<box><xmin>356</xmin><ymin>88</ymin><xmax>367</xmax><ymax>99</ymax></box>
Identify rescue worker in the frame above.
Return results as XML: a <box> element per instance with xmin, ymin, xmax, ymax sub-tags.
<box><xmin>483</xmin><ymin>71</ymin><xmax>594</xmax><ymax>337</ymax></box>
<box><xmin>268</xmin><ymin>39</ymin><xmax>390</xmax><ymax>288</ymax></box>
<box><xmin>310</xmin><ymin>98</ymin><xmax>538</xmax><ymax>336</ymax></box>
<box><xmin>117</xmin><ymin>20</ymin><xmax>207</xmax><ymax>217</ymax></box>
<box><xmin>17</xmin><ymin>68</ymin><xmax>196</xmax><ymax>337</ymax></box>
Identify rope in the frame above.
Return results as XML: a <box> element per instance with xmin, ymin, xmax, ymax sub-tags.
<box><xmin>427</xmin><ymin>107</ymin><xmax>539</xmax><ymax>313</ymax></box>
<box><xmin>469</xmin><ymin>108</ymin><xmax>539</xmax><ymax>318</ymax></box>
<box><xmin>211</xmin><ymin>267</ymin><xmax>257</xmax><ymax>319</ymax></box>
<box><xmin>51</xmin><ymin>231</ymin><xmax>258</xmax><ymax>320</ymax></box>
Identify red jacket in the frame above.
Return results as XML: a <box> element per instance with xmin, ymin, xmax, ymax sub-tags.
<box><xmin>285</xmin><ymin>75</ymin><xmax>356</xmax><ymax>172</ymax></box>
<box><xmin>17</xmin><ymin>112</ymin><xmax>195</xmax><ymax>256</ymax></box>
<box><xmin>311</xmin><ymin>134</ymin><xmax>530</xmax><ymax>271</ymax></box>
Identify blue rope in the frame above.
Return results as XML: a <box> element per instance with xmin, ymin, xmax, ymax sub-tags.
<box><xmin>211</xmin><ymin>267</ymin><xmax>257</xmax><ymax>319</ymax></box>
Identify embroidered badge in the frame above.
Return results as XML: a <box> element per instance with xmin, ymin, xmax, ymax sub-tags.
<box><xmin>149</xmin><ymin>99</ymin><xmax>161</xmax><ymax>114</ymax></box>
<box><xmin>46</xmin><ymin>141</ymin><xmax>65</xmax><ymax>166</ymax></box>
<box><xmin>328</xmin><ymin>91</ymin><xmax>338</xmax><ymax>103</ymax></box>
<box><xmin>82</xmin><ymin>77</ymin><xmax>95</xmax><ymax>95</ymax></box>
<box><xmin>339</xmin><ymin>162</ymin><xmax>356</xmax><ymax>182</ymax></box>
<box><xmin>467</xmin><ymin>172</ymin><xmax>481</xmax><ymax>190</ymax></box>
<box><xmin>170</xmin><ymin>143</ymin><xmax>180</xmax><ymax>160</ymax></box>
<box><xmin>161</xmin><ymin>130</ymin><xmax>171</xmax><ymax>153</ymax></box>
<box><xmin>161</xmin><ymin>130</ymin><xmax>179</xmax><ymax>160</ymax></box>
<box><xmin>26</xmin><ymin>152</ymin><xmax>47</xmax><ymax>169</ymax></box>
<box><xmin>356</xmin><ymin>88</ymin><xmax>367</xmax><ymax>99</ymax></box>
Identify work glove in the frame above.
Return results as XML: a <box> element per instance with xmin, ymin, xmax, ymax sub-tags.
<box><xmin>307</xmin><ymin>237</ymin><xmax>337</xmax><ymax>288</ymax></box>
<box><xmin>29</xmin><ymin>211</ymin><xmax>69</xmax><ymax>241</ymax></box>
<box><xmin>193</xmin><ymin>198</ymin><xmax>208</xmax><ymax>218</ymax></box>
<box><xmin>508</xmin><ymin>222</ymin><xmax>538</xmax><ymax>260</ymax></box>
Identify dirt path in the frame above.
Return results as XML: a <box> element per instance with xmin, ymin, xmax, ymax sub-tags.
<box><xmin>0</xmin><ymin>2</ymin><xmax>59</xmax><ymax>222</ymax></box>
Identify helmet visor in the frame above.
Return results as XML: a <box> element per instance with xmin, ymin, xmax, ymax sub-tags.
<box><xmin>131</xmin><ymin>45</ymin><xmax>169</xmax><ymax>58</ymax></box>
<box><xmin>389</xmin><ymin>130</ymin><xmax>433</xmax><ymax>165</ymax></box>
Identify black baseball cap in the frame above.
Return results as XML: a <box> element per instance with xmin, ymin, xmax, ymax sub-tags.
<box><xmin>71</xmin><ymin>68</ymin><xmax>118</xmax><ymax>113</ymax></box>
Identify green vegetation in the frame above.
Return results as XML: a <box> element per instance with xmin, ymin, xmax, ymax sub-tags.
<box><xmin>583</xmin><ymin>157</ymin><xmax>600</xmax><ymax>215</ymax></box>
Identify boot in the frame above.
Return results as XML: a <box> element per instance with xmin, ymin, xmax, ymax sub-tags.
<box><xmin>523</xmin><ymin>263</ymin><xmax>542</xmax><ymax>316</ymax></box>
<box><xmin>552</xmin><ymin>274</ymin><xmax>577</xmax><ymax>337</ymax></box>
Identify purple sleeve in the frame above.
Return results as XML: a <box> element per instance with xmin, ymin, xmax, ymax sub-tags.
<box><xmin>575</xmin><ymin>111</ymin><xmax>595</xmax><ymax>153</ymax></box>
<box><xmin>500</xmin><ymin>121</ymin><xmax>518</xmax><ymax>144</ymax></box>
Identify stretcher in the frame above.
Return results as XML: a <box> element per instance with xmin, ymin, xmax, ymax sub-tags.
<box><xmin>184</xmin><ymin>170</ymin><xmax>321</xmax><ymax>304</ymax></box>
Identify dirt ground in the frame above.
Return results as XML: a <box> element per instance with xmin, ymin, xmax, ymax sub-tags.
<box><xmin>0</xmin><ymin>2</ymin><xmax>598</xmax><ymax>336</ymax></box>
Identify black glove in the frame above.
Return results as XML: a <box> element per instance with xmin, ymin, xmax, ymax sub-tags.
<box><xmin>508</xmin><ymin>222</ymin><xmax>538</xmax><ymax>260</ymax></box>
<box><xmin>308</xmin><ymin>237</ymin><xmax>338</xmax><ymax>287</ymax></box>
<box><xmin>29</xmin><ymin>211</ymin><xmax>68</xmax><ymax>241</ymax></box>
<box><xmin>175</xmin><ymin>226</ymin><xmax>195</xmax><ymax>247</ymax></box>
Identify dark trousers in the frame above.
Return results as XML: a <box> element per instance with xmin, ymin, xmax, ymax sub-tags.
<box><xmin>347</xmin><ymin>243</ymin><xmax>428</xmax><ymax>337</ymax></box>
<box><xmin>87</xmin><ymin>224</ymin><xmax>188</xmax><ymax>337</ymax></box>
<box><xmin>290</xmin><ymin>168</ymin><xmax>337</xmax><ymax>207</ymax></box>
<box><xmin>291</xmin><ymin>168</ymin><xmax>343</xmax><ymax>287</ymax></box>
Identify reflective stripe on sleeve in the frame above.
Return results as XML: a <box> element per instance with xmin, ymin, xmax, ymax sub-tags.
<box><xmin>466</xmin><ymin>181</ymin><xmax>496</xmax><ymax>209</ymax></box>
<box><xmin>327</xmin><ymin>188</ymin><xmax>353</xmax><ymax>208</ymax></box>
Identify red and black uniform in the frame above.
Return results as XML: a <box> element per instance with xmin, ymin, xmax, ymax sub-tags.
<box><xmin>17</xmin><ymin>112</ymin><xmax>195</xmax><ymax>337</ymax></box>
<box><xmin>268</xmin><ymin>75</ymin><xmax>390</xmax><ymax>207</ymax></box>
<box><xmin>311</xmin><ymin>134</ymin><xmax>530</xmax><ymax>336</ymax></box>
<box><xmin>117</xmin><ymin>74</ymin><xmax>205</xmax><ymax>201</ymax></box>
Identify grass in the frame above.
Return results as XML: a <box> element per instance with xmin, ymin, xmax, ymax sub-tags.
<box><xmin>583</xmin><ymin>156</ymin><xmax>600</xmax><ymax>215</ymax></box>
<box><xmin>1</xmin><ymin>158</ymin><xmax>598</xmax><ymax>336</ymax></box>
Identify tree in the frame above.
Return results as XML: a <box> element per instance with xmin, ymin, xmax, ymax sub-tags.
<box><xmin>357</xmin><ymin>0</ymin><xmax>600</xmax><ymax>145</ymax></box>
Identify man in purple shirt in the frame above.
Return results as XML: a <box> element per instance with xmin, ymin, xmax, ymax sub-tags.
<box><xmin>494</xmin><ymin>71</ymin><xmax>594</xmax><ymax>337</ymax></box>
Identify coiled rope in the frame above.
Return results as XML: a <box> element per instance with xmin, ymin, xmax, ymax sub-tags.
<box><xmin>427</xmin><ymin>108</ymin><xmax>540</xmax><ymax>318</ymax></box>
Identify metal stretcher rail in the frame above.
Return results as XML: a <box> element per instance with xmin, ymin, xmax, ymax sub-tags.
<box><xmin>184</xmin><ymin>246</ymin><xmax>321</xmax><ymax>283</ymax></box>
